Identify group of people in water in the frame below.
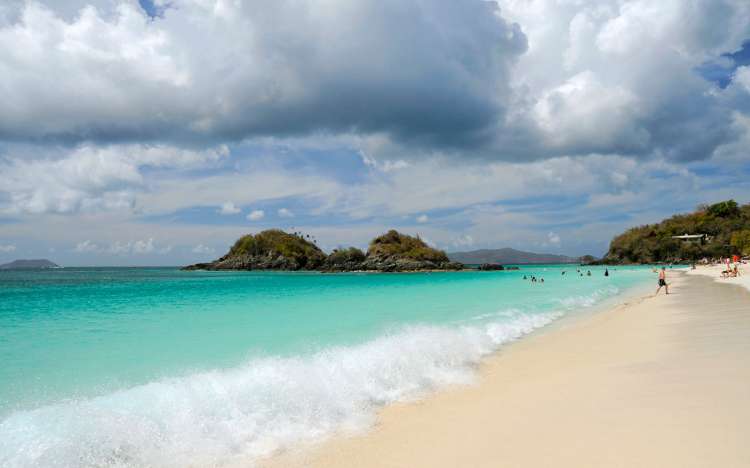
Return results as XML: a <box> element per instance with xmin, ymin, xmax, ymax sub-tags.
<box><xmin>524</xmin><ymin>275</ymin><xmax>545</xmax><ymax>283</ymax></box>
<box><xmin>522</xmin><ymin>268</ymin><xmax>610</xmax><ymax>284</ymax></box>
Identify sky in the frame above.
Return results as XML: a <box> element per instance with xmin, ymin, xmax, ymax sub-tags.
<box><xmin>0</xmin><ymin>0</ymin><xmax>749</xmax><ymax>266</ymax></box>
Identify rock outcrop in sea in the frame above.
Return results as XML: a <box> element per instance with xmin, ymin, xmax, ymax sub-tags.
<box><xmin>477</xmin><ymin>263</ymin><xmax>505</xmax><ymax>271</ymax></box>
<box><xmin>0</xmin><ymin>259</ymin><xmax>60</xmax><ymax>269</ymax></box>
<box><xmin>183</xmin><ymin>229</ymin><xmax>463</xmax><ymax>272</ymax></box>
<box><xmin>353</xmin><ymin>230</ymin><xmax>462</xmax><ymax>272</ymax></box>
<box><xmin>183</xmin><ymin>229</ymin><xmax>326</xmax><ymax>271</ymax></box>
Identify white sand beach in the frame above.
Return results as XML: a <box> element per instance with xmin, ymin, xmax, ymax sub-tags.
<box><xmin>267</xmin><ymin>270</ymin><xmax>750</xmax><ymax>468</ymax></box>
<box><xmin>687</xmin><ymin>263</ymin><xmax>750</xmax><ymax>292</ymax></box>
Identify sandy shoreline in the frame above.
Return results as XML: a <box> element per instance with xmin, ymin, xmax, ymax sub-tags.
<box><xmin>266</xmin><ymin>270</ymin><xmax>750</xmax><ymax>467</ymax></box>
<box><xmin>687</xmin><ymin>262</ymin><xmax>750</xmax><ymax>292</ymax></box>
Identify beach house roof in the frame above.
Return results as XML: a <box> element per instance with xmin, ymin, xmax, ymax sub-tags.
<box><xmin>671</xmin><ymin>233</ymin><xmax>706</xmax><ymax>240</ymax></box>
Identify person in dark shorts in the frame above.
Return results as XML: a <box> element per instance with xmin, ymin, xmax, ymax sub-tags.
<box><xmin>655</xmin><ymin>267</ymin><xmax>669</xmax><ymax>295</ymax></box>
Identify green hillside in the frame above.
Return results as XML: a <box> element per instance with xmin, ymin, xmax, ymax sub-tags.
<box><xmin>604</xmin><ymin>200</ymin><xmax>750</xmax><ymax>263</ymax></box>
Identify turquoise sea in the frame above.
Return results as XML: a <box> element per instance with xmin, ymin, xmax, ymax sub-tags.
<box><xmin>0</xmin><ymin>265</ymin><xmax>653</xmax><ymax>467</ymax></box>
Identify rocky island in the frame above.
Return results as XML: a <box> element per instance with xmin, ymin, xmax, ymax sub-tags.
<box><xmin>0</xmin><ymin>259</ymin><xmax>60</xmax><ymax>270</ymax></box>
<box><xmin>183</xmin><ymin>229</ymin><xmax>463</xmax><ymax>272</ymax></box>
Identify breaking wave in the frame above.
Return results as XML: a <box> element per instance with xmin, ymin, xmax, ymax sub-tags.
<box><xmin>0</xmin><ymin>288</ymin><xmax>620</xmax><ymax>468</ymax></box>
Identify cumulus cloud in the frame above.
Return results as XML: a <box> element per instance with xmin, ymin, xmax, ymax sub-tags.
<box><xmin>710</xmin><ymin>111</ymin><xmax>750</xmax><ymax>163</ymax></box>
<box><xmin>736</xmin><ymin>66</ymin><xmax>750</xmax><ymax>93</ymax></box>
<box><xmin>0</xmin><ymin>143</ymin><xmax>228</xmax><ymax>214</ymax></box>
<box><xmin>547</xmin><ymin>232</ymin><xmax>561</xmax><ymax>246</ymax></box>
<box><xmin>247</xmin><ymin>209</ymin><xmax>265</xmax><ymax>221</ymax></box>
<box><xmin>0</xmin><ymin>244</ymin><xmax>16</xmax><ymax>253</ymax></box>
<box><xmin>532</xmin><ymin>71</ymin><xmax>646</xmax><ymax>152</ymax></box>
<box><xmin>74</xmin><ymin>240</ymin><xmax>100</xmax><ymax>253</ymax></box>
<box><xmin>74</xmin><ymin>238</ymin><xmax>170</xmax><ymax>255</ymax></box>
<box><xmin>277</xmin><ymin>208</ymin><xmax>294</xmax><ymax>218</ymax></box>
<box><xmin>2</xmin><ymin>0</ymin><xmax>750</xmax><ymax>265</ymax></box>
<box><xmin>360</xmin><ymin>151</ymin><xmax>410</xmax><ymax>172</ymax></box>
<box><xmin>452</xmin><ymin>235</ymin><xmax>474</xmax><ymax>248</ymax></box>
<box><xmin>416</xmin><ymin>214</ymin><xmax>429</xmax><ymax>223</ymax></box>
<box><xmin>498</xmin><ymin>0</ymin><xmax>750</xmax><ymax>161</ymax></box>
<box><xmin>0</xmin><ymin>0</ymin><xmax>748</xmax><ymax>163</ymax></box>
<box><xmin>132</xmin><ymin>238</ymin><xmax>155</xmax><ymax>254</ymax></box>
<box><xmin>218</xmin><ymin>201</ymin><xmax>241</xmax><ymax>215</ymax></box>
<box><xmin>192</xmin><ymin>244</ymin><xmax>215</xmax><ymax>254</ymax></box>
<box><xmin>0</xmin><ymin>0</ymin><xmax>526</xmax><ymax>149</ymax></box>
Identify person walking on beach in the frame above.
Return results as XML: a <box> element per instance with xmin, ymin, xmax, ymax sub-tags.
<box><xmin>655</xmin><ymin>267</ymin><xmax>669</xmax><ymax>295</ymax></box>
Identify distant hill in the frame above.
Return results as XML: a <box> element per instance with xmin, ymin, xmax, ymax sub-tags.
<box><xmin>0</xmin><ymin>259</ymin><xmax>60</xmax><ymax>270</ymax></box>
<box><xmin>448</xmin><ymin>248</ymin><xmax>580</xmax><ymax>265</ymax></box>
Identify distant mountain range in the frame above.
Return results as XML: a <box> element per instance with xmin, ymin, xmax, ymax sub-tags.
<box><xmin>448</xmin><ymin>248</ymin><xmax>581</xmax><ymax>265</ymax></box>
<box><xmin>0</xmin><ymin>259</ymin><xmax>60</xmax><ymax>270</ymax></box>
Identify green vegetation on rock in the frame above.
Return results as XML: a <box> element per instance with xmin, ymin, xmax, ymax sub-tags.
<box><xmin>229</xmin><ymin>229</ymin><xmax>326</xmax><ymax>265</ymax></box>
<box><xmin>321</xmin><ymin>247</ymin><xmax>367</xmax><ymax>272</ymax></box>
<box><xmin>184</xmin><ymin>229</ymin><xmax>462</xmax><ymax>271</ymax></box>
<box><xmin>604</xmin><ymin>200</ymin><xmax>750</xmax><ymax>263</ymax></box>
<box><xmin>184</xmin><ymin>229</ymin><xmax>326</xmax><ymax>271</ymax></box>
<box><xmin>367</xmin><ymin>230</ymin><xmax>450</xmax><ymax>263</ymax></box>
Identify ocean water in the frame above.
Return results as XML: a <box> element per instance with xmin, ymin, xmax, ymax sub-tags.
<box><xmin>0</xmin><ymin>265</ymin><xmax>652</xmax><ymax>467</ymax></box>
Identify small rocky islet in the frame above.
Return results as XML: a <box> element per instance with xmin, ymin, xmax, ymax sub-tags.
<box><xmin>183</xmin><ymin>229</ymin><xmax>465</xmax><ymax>272</ymax></box>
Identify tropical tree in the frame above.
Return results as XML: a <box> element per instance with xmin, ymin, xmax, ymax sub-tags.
<box><xmin>731</xmin><ymin>230</ymin><xmax>750</xmax><ymax>256</ymax></box>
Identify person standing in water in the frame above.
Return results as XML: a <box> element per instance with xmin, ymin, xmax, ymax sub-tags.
<box><xmin>655</xmin><ymin>267</ymin><xmax>669</xmax><ymax>295</ymax></box>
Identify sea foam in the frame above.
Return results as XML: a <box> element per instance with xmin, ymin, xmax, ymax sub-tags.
<box><xmin>0</xmin><ymin>289</ymin><xmax>615</xmax><ymax>468</ymax></box>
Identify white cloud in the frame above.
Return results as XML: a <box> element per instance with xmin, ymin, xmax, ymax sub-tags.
<box><xmin>192</xmin><ymin>244</ymin><xmax>215</xmax><ymax>254</ymax></box>
<box><xmin>218</xmin><ymin>201</ymin><xmax>241</xmax><ymax>215</ymax></box>
<box><xmin>360</xmin><ymin>151</ymin><xmax>410</xmax><ymax>172</ymax></box>
<box><xmin>108</xmin><ymin>241</ymin><xmax>131</xmax><ymax>255</ymax></box>
<box><xmin>416</xmin><ymin>214</ymin><xmax>429</xmax><ymax>223</ymax></box>
<box><xmin>499</xmin><ymin>0</ymin><xmax>750</xmax><ymax>161</ymax></box>
<box><xmin>0</xmin><ymin>244</ymin><xmax>16</xmax><ymax>253</ymax></box>
<box><xmin>532</xmin><ymin>71</ymin><xmax>646</xmax><ymax>151</ymax></box>
<box><xmin>711</xmin><ymin>112</ymin><xmax>750</xmax><ymax>163</ymax></box>
<box><xmin>0</xmin><ymin>0</ymin><xmax>747</xmax><ymax>165</ymax></box>
<box><xmin>0</xmin><ymin>143</ymin><xmax>229</xmax><ymax>215</ymax></box>
<box><xmin>74</xmin><ymin>240</ymin><xmax>100</xmax><ymax>253</ymax></box>
<box><xmin>74</xmin><ymin>238</ymin><xmax>170</xmax><ymax>255</ymax></box>
<box><xmin>452</xmin><ymin>235</ymin><xmax>474</xmax><ymax>248</ymax></box>
<box><xmin>247</xmin><ymin>209</ymin><xmax>265</xmax><ymax>221</ymax></box>
<box><xmin>735</xmin><ymin>66</ymin><xmax>750</xmax><ymax>93</ymax></box>
<box><xmin>277</xmin><ymin>208</ymin><xmax>294</xmax><ymax>218</ymax></box>
<box><xmin>132</xmin><ymin>238</ymin><xmax>155</xmax><ymax>254</ymax></box>
<box><xmin>0</xmin><ymin>0</ymin><xmax>525</xmax><ymax>147</ymax></box>
<box><xmin>1</xmin><ymin>0</ymin><xmax>750</xmax><ymax>266</ymax></box>
<box><xmin>134</xmin><ymin>162</ymin><xmax>341</xmax><ymax>216</ymax></box>
<box><xmin>547</xmin><ymin>232</ymin><xmax>561</xmax><ymax>246</ymax></box>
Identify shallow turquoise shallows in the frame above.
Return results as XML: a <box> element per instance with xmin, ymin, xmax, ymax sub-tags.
<box><xmin>0</xmin><ymin>266</ymin><xmax>653</xmax><ymax>467</ymax></box>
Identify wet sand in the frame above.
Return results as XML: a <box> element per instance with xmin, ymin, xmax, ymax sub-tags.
<box><xmin>266</xmin><ymin>271</ymin><xmax>750</xmax><ymax>467</ymax></box>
